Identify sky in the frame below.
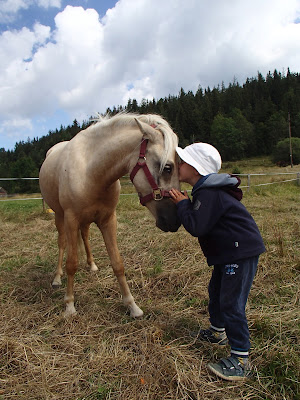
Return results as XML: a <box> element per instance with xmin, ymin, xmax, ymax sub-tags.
<box><xmin>1</xmin><ymin>0</ymin><xmax>300</xmax><ymax>151</ymax></box>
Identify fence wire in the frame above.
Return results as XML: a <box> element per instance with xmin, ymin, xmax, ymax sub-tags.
<box><xmin>0</xmin><ymin>172</ymin><xmax>299</xmax><ymax>202</ymax></box>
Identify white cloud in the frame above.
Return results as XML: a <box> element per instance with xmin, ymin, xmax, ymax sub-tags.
<box><xmin>0</xmin><ymin>0</ymin><xmax>28</xmax><ymax>22</ymax></box>
<box><xmin>37</xmin><ymin>0</ymin><xmax>61</xmax><ymax>8</ymax></box>
<box><xmin>1</xmin><ymin>0</ymin><xmax>300</xmax><ymax>149</ymax></box>
<box><xmin>0</xmin><ymin>0</ymin><xmax>29</xmax><ymax>14</ymax></box>
<box><xmin>0</xmin><ymin>0</ymin><xmax>61</xmax><ymax>23</ymax></box>
<box><xmin>0</xmin><ymin>117</ymin><xmax>32</xmax><ymax>146</ymax></box>
<box><xmin>0</xmin><ymin>23</ymin><xmax>51</xmax><ymax>117</ymax></box>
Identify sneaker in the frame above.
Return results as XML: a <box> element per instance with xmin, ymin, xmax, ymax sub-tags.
<box><xmin>207</xmin><ymin>356</ymin><xmax>251</xmax><ymax>381</ymax></box>
<box><xmin>191</xmin><ymin>327</ymin><xmax>228</xmax><ymax>346</ymax></box>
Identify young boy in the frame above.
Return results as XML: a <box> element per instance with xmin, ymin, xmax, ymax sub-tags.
<box><xmin>169</xmin><ymin>143</ymin><xmax>265</xmax><ymax>381</ymax></box>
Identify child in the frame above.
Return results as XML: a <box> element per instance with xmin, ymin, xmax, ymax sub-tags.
<box><xmin>169</xmin><ymin>143</ymin><xmax>265</xmax><ymax>381</ymax></box>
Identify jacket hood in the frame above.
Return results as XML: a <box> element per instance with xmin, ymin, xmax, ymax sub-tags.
<box><xmin>192</xmin><ymin>173</ymin><xmax>243</xmax><ymax>201</ymax></box>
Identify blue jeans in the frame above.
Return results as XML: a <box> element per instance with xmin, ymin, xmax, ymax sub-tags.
<box><xmin>208</xmin><ymin>256</ymin><xmax>259</xmax><ymax>352</ymax></box>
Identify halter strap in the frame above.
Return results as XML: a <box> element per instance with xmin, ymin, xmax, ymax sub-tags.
<box><xmin>130</xmin><ymin>139</ymin><xmax>171</xmax><ymax>206</ymax></box>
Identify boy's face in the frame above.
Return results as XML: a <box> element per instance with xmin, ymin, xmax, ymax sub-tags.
<box><xmin>178</xmin><ymin>161</ymin><xmax>200</xmax><ymax>185</ymax></box>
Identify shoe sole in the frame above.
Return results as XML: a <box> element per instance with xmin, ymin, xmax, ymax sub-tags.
<box><xmin>209</xmin><ymin>339</ymin><xmax>228</xmax><ymax>346</ymax></box>
<box><xmin>190</xmin><ymin>332</ymin><xmax>228</xmax><ymax>346</ymax></box>
<box><xmin>195</xmin><ymin>337</ymin><xmax>228</xmax><ymax>346</ymax></box>
<box><xmin>207</xmin><ymin>364</ymin><xmax>249</xmax><ymax>381</ymax></box>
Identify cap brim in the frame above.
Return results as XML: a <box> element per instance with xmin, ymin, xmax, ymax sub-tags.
<box><xmin>176</xmin><ymin>147</ymin><xmax>209</xmax><ymax>176</ymax></box>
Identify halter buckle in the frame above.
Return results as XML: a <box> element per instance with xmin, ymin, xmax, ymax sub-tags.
<box><xmin>153</xmin><ymin>188</ymin><xmax>163</xmax><ymax>201</ymax></box>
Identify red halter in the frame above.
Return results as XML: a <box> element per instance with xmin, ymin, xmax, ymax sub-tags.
<box><xmin>130</xmin><ymin>138</ymin><xmax>171</xmax><ymax>206</ymax></box>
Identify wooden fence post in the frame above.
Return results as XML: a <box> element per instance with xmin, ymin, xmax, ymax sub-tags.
<box><xmin>297</xmin><ymin>173</ymin><xmax>300</xmax><ymax>186</ymax></box>
<box><xmin>247</xmin><ymin>174</ymin><xmax>251</xmax><ymax>191</ymax></box>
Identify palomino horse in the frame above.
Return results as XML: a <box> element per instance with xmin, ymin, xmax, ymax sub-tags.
<box><xmin>39</xmin><ymin>113</ymin><xmax>181</xmax><ymax>317</ymax></box>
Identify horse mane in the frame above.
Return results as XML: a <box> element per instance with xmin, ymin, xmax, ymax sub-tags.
<box><xmin>91</xmin><ymin>112</ymin><xmax>178</xmax><ymax>174</ymax></box>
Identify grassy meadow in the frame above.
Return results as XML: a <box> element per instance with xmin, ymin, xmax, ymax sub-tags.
<box><xmin>0</xmin><ymin>158</ymin><xmax>299</xmax><ymax>400</ymax></box>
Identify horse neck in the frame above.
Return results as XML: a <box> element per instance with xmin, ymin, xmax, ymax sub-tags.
<box><xmin>86</xmin><ymin>126</ymin><xmax>142</xmax><ymax>184</ymax></box>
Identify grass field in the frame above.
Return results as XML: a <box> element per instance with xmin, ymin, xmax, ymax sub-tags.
<box><xmin>0</xmin><ymin>159</ymin><xmax>299</xmax><ymax>400</ymax></box>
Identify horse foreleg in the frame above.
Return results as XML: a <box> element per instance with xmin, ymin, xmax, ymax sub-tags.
<box><xmin>98</xmin><ymin>214</ymin><xmax>143</xmax><ymax>318</ymax></box>
<box><xmin>63</xmin><ymin>213</ymin><xmax>80</xmax><ymax>317</ymax></box>
<box><xmin>52</xmin><ymin>213</ymin><xmax>66</xmax><ymax>288</ymax></box>
<box><xmin>81</xmin><ymin>224</ymin><xmax>98</xmax><ymax>272</ymax></box>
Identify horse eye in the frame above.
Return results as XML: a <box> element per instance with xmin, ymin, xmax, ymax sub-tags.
<box><xmin>164</xmin><ymin>164</ymin><xmax>172</xmax><ymax>174</ymax></box>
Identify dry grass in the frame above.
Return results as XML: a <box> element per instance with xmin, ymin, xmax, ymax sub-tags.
<box><xmin>0</xmin><ymin>162</ymin><xmax>299</xmax><ymax>400</ymax></box>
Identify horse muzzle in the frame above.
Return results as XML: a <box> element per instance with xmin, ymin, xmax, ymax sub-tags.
<box><xmin>155</xmin><ymin>200</ymin><xmax>181</xmax><ymax>232</ymax></box>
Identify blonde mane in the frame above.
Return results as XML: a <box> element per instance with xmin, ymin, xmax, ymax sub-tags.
<box><xmin>92</xmin><ymin>112</ymin><xmax>178</xmax><ymax>173</ymax></box>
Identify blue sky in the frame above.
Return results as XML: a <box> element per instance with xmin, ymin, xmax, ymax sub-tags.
<box><xmin>1</xmin><ymin>0</ymin><xmax>300</xmax><ymax>151</ymax></box>
<box><xmin>1</xmin><ymin>1</ymin><xmax>116</xmax><ymax>31</ymax></box>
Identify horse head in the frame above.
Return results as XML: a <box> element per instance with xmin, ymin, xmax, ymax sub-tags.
<box><xmin>130</xmin><ymin>118</ymin><xmax>181</xmax><ymax>233</ymax></box>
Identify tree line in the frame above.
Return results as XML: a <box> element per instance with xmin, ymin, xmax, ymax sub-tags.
<box><xmin>1</xmin><ymin>68</ymin><xmax>300</xmax><ymax>193</ymax></box>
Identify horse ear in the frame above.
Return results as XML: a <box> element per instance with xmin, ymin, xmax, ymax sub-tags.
<box><xmin>134</xmin><ymin>118</ymin><xmax>157</xmax><ymax>141</ymax></box>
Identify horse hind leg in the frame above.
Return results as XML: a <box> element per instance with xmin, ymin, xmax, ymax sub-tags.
<box><xmin>63</xmin><ymin>211</ymin><xmax>80</xmax><ymax>317</ymax></box>
<box><xmin>98</xmin><ymin>213</ymin><xmax>143</xmax><ymax>318</ymax></box>
<box><xmin>52</xmin><ymin>213</ymin><xmax>66</xmax><ymax>288</ymax></box>
<box><xmin>81</xmin><ymin>224</ymin><xmax>98</xmax><ymax>272</ymax></box>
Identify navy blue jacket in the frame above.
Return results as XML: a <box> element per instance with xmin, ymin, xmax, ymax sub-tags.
<box><xmin>177</xmin><ymin>174</ymin><xmax>266</xmax><ymax>265</ymax></box>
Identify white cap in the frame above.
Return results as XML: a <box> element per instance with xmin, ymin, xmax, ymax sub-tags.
<box><xmin>176</xmin><ymin>143</ymin><xmax>222</xmax><ymax>176</ymax></box>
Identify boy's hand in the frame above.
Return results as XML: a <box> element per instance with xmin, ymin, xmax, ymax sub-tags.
<box><xmin>169</xmin><ymin>188</ymin><xmax>189</xmax><ymax>204</ymax></box>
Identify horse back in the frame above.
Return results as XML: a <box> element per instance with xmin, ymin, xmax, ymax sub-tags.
<box><xmin>39</xmin><ymin>139</ymin><xmax>120</xmax><ymax>221</ymax></box>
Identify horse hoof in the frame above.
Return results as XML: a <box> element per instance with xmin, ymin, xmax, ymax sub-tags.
<box><xmin>63</xmin><ymin>304</ymin><xmax>77</xmax><ymax>318</ymax></box>
<box><xmin>130</xmin><ymin>307</ymin><xmax>144</xmax><ymax>318</ymax></box>
<box><xmin>89</xmin><ymin>262</ymin><xmax>98</xmax><ymax>272</ymax></box>
<box><xmin>63</xmin><ymin>310</ymin><xmax>77</xmax><ymax>318</ymax></box>
<box><xmin>52</xmin><ymin>283</ymin><xmax>61</xmax><ymax>289</ymax></box>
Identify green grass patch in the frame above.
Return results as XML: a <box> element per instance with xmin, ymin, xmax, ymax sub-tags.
<box><xmin>260</xmin><ymin>351</ymin><xmax>300</xmax><ymax>399</ymax></box>
<box><xmin>0</xmin><ymin>198</ymin><xmax>44</xmax><ymax>222</ymax></box>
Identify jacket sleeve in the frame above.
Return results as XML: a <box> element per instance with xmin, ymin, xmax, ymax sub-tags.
<box><xmin>176</xmin><ymin>190</ymin><xmax>225</xmax><ymax>237</ymax></box>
